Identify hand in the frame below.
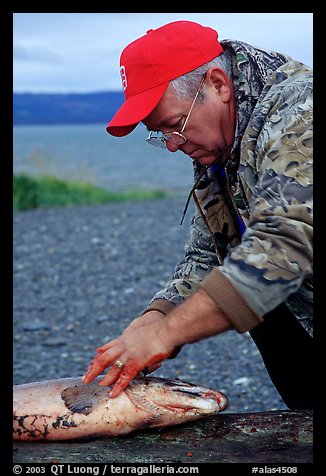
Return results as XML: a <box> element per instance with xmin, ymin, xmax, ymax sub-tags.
<box><xmin>81</xmin><ymin>316</ymin><xmax>175</xmax><ymax>398</ymax></box>
<box><xmin>82</xmin><ymin>288</ymin><xmax>231</xmax><ymax>398</ymax></box>
<box><xmin>121</xmin><ymin>311</ymin><xmax>166</xmax><ymax>373</ymax></box>
<box><xmin>123</xmin><ymin>310</ymin><xmax>182</xmax><ymax>363</ymax></box>
<box><xmin>122</xmin><ymin>310</ymin><xmax>165</xmax><ymax>333</ymax></box>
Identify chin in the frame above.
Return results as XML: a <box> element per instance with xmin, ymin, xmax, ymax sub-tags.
<box><xmin>197</xmin><ymin>156</ymin><xmax>218</xmax><ymax>167</ymax></box>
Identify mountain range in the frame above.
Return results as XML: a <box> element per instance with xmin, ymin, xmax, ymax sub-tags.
<box><xmin>13</xmin><ymin>91</ymin><xmax>125</xmax><ymax>125</ymax></box>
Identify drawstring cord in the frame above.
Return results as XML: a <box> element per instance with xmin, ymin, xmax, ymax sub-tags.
<box><xmin>179</xmin><ymin>167</ymin><xmax>207</xmax><ymax>226</ymax></box>
<box><xmin>179</xmin><ymin>143</ymin><xmax>233</xmax><ymax>226</ymax></box>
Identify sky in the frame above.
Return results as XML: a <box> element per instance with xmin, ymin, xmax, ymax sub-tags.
<box><xmin>13</xmin><ymin>13</ymin><xmax>313</xmax><ymax>93</ymax></box>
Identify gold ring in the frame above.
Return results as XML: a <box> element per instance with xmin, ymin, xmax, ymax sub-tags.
<box><xmin>114</xmin><ymin>359</ymin><xmax>124</xmax><ymax>369</ymax></box>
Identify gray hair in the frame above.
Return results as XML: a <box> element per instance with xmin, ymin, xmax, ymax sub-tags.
<box><xmin>170</xmin><ymin>51</ymin><xmax>233</xmax><ymax>103</ymax></box>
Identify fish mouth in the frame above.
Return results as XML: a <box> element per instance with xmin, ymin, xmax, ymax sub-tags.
<box><xmin>171</xmin><ymin>385</ymin><xmax>227</xmax><ymax>411</ymax></box>
<box><xmin>133</xmin><ymin>376</ymin><xmax>228</xmax><ymax>412</ymax></box>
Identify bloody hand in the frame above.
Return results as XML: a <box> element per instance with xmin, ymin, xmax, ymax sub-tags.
<box><xmin>81</xmin><ymin>316</ymin><xmax>174</xmax><ymax>397</ymax></box>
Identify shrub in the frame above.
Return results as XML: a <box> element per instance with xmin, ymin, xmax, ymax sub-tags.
<box><xmin>13</xmin><ymin>174</ymin><xmax>169</xmax><ymax>211</ymax></box>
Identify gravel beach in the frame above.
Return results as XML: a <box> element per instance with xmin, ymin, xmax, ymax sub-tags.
<box><xmin>13</xmin><ymin>197</ymin><xmax>287</xmax><ymax>413</ymax></box>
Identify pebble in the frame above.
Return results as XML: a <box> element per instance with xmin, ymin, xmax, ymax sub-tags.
<box><xmin>13</xmin><ymin>198</ymin><xmax>287</xmax><ymax>412</ymax></box>
<box><xmin>42</xmin><ymin>337</ymin><xmax>67</xmax><ymax>347</ymax></box>
<box><xmin>233</xmin><ymin>377</ymin><xmax>251</xmax><ymax>386</ymax></box>
<box><xmin>23</xmin><ymin>322</ymin><xmax>51</xmax><ymax>331</ymax></box>
<box><xmin>96</xmin><ymin>315</ymin><xmax>110</xmax><ymax>323</ymax></box>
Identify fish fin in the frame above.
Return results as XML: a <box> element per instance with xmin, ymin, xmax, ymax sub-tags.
<box><xmin>61</xmin><ymin>383</ymin><xmax>109</xmax><ymax>415</ymax></box>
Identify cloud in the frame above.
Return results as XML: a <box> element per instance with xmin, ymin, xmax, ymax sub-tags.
<box><xmin>14</xmin><ymin>44</ymin><xmax>64</xmax><ymax>63</ymax></box>
<box><xmin>13</xmin><ymin>13</ymin><xmax>313</xmax><ymax>93</ymax></box>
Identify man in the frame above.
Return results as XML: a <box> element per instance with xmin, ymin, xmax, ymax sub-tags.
<box><xmin>82</xmin><ymin>20</ymin><xmax>313</xmax><ymax>409</ymax></box>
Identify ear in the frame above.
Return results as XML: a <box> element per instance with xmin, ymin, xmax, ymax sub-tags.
<box><xmin>205</xmin><ymin>67</ymin><xmax>232</xmax><ymax>103</ymax></box>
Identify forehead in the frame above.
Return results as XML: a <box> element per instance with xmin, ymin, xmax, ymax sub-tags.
<box><xmin>143</xmin><ymin>84</ymin><xmax>188</xmax><ymax>130</ymax></box>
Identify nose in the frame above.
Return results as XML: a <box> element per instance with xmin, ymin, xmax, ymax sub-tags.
<box><xmin>165</xmin><ymin>141</ymin><xmax>180</xmax><ymax>153</ymax></box>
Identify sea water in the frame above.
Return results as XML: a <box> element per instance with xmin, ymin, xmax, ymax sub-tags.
<box><xmin>13</xmin><ymin>123</ymin><xmax>194</xmax><ymax>194</ymax></box>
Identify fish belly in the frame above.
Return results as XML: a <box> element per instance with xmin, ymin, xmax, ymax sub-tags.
<box><xmin>13</xmin><ymin>377</ymin><xmax>138</xmax><ymax>441</ymax></box>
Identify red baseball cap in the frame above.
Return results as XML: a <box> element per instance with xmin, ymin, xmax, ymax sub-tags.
<box><xmin>106</xmin><ymin>20</ymin><xmax>223</xmax><ymax>137</ymax></box>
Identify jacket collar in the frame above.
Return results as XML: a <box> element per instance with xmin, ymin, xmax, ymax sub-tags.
<box><xmin>220</xmin><ymin>39</ymin><xmax>290</xmax><ymax>169</ymax></box>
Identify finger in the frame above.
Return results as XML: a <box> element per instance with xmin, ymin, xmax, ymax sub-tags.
<box><xmin>109</xmin><ymin>362</ymin><xmax>140</xmax><ymax>398</ymax></box>
<box><xmin>82</xmin><ymin>348</ymin><xmax>119</xmax><ymax>383</ymax></box>
<box><xmin>95</xmin><ymin>339</ymin><xmax>117</xmax><ymax>354</ymax></box>
<box><xmin>82</xmin><ymin>362</ymin><xmax>106</xmax><ymax>384</ymax></box>
<box><xmin>98</xmin><ymin>362</ymin><xmax>124</xmax><ymax>386</ymax></box>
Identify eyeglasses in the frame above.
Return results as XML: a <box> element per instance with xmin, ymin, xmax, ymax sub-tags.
<box><xmin>146</xmin><ymin>75</ymin><xmax>205</xmax><ymax>149</ymax></box>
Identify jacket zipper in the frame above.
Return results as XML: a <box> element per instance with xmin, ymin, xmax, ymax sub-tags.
<box><xmin>223</xmin><ymin>166</ymin><xmax>247</xmax><ymax>235</ymax></box>
<box><xmin>191</xmin><ymin>190</ymin><xmax>223</xmax><ymax>266</ymax></box>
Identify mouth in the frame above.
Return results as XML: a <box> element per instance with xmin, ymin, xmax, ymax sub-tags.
<box><xmin>186</xmin><ymin>149</ymin><xmax>201</xmax><ymax>160</ymax></box>
<box><xmin>131</xmin><ymin>376</ymin><xmax>228</xmax><ymax>413</ymax></box>
<box><xmin>172</xmin><ymin>384</ymin><xmax>209</xmax><ymax>397</ymax></box>
<box><xmin>165</xmin><ymin>380</ymin><xmax>221</xmax><ymax>401</ymax></box>
<box><xmin>170</xmin><ymin>383</ymin><xmax>228</xmax><ymax>411</ymax></box>
<box><xmin>186</xmin><ymin>149</ymin><xmax>217</xmax><ymax>165</ymax></box>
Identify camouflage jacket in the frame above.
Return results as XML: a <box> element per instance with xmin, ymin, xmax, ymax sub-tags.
<box><xmin>145</xmin><ymin>40</ymin><xmax>313</xmax><ymax>337</ymax></box>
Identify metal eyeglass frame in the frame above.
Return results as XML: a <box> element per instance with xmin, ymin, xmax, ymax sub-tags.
<box><xmin>146</xmin><ymin>75</ymin><xmax>206</xmax><ymax>149</ymax></box>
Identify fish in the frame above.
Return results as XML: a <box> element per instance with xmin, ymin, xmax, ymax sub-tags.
<box><xmin>13</xmin><ymin>375</ymin><xmax>228</xmax><ymax>441</ymax></box>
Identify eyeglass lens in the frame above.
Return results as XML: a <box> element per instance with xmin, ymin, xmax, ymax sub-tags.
<box><xmin>146</xmin><ymin>131</ymin><xmax>187</xmax><ymax>148</ymax></box>
<box><xmin>146</xmin><ymin>135</ymin><xmax>166</xmax><ymax>148</ymax></box>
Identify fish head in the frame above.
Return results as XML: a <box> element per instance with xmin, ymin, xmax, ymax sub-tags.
<box><xmin>125</xmin><ymin>376</ymin><xmax>228</xmax><ymax>428</ymax></box>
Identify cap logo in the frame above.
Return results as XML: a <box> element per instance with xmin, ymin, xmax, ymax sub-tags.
<box><xmin>120</xmin><ymin>65</ymin><xmax>128</xmax><ymax>91</ymax></box>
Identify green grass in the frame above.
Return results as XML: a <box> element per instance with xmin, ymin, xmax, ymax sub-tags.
<box><xmin>13</xmin><ymin>173</ymin><xmax>170</xmax><ymax>211</ymax></box>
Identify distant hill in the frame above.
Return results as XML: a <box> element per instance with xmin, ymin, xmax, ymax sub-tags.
<box><xmin>13</xmin><ymin>91</ymin><xmax>125</xmax><ymax>125</ymax></box>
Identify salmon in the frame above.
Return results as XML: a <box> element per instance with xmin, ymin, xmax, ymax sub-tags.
<box><xmin>13</xmin><ymin>375</ymin><xmax>228</xmax><ymax>441</ymax></box>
